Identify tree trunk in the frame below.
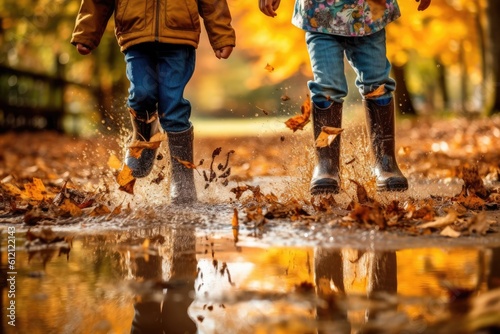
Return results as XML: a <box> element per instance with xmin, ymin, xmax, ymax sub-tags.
<box><xmin>392</xmin><ymin>64</ymin><xmax>417</xmax><ymax>116</ymax></box>
<box><xmin>487</xmin><ymin>0</ymin><xmax>500</xmax><ymax>115</ymax></box>
<box><xmin>435</xmin><ymin>58</ymin><xmax>450</xmax><ymax>110</ymax></box>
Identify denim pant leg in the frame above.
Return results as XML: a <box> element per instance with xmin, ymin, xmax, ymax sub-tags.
<box><xmin>305</xmin><ymin>32</ymin><xmax>348</xmax><ymax>106</ymax></box>
<box><xmin>124</xmin><ymin>44</ymin><xmax>159</xmax><ymax>116</ymax></box>
<box><xmin>344</xmin><ymin>29</ymin><xmax>396</xmax><ymax>101</ymax></box>
<box><xmin>157</xmin><ymin>44</ymin><xmax>196</xmax><ymax>133</ymax></box>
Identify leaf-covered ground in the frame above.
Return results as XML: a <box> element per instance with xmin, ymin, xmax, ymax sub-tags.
<box><xmin>0</xmin><ymin>115</ymin><xmax>499</xmax><ymax>242</ymax></box>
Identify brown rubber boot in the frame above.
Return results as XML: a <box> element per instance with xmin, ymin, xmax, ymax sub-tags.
<box><xmin>125</xmin><ymin>108</ymin><xmax>162</xmax><ymax>178</ymax></box>
<box><xmin>310</xmin><ymin>101</ymin><xmax>343</xmax><ymax>195</ymax></box>
<box><xmin>364</xmin><ymin>98</ymin><xmax>408</xmax><ymax>192</ymax></box>
<box><xmin>167</xmin><ymin>126</ymin><xmax>197</xmax><ymax>204</ymax></box>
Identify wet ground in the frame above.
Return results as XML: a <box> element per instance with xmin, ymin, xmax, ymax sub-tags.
<box><xmin>1</xmin><ymin>116</ymin><xmax>500</xmax><ymax>333</ymax></box>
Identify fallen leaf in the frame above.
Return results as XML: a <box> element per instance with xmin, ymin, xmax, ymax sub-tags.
<box><xmin>440</xmin><ymin>226</ymin><xmax>461</xmax><ymax>238</ymax></box>
<box><xmin>419</xmin><ymin>209</ymin><xmax>458</xmax><ymax>229</ymax></box>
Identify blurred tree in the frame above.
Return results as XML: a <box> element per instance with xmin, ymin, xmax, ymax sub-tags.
<box><xmin>486</xmin><ymin>0</ymin><xmax>500</xmax><ymax>115</ymax></box>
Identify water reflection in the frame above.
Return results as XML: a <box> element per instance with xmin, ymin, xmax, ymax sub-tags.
<box><xmin>1</xmin><ymin>226</ymin><xmax>500</xmax><ymax>334</ymax></box>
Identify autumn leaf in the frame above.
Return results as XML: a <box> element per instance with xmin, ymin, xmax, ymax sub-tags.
<box><xmin>264</xmin><ymin>63</ymin><xmax>274</xmax><ymax>72</ymax></box>
<box><xmin>365</xmin><ymin>84</ymin><xmax>386</xmax><ymax>98</ymax></box>
<box><xmin>119</xmin><ymin>179</ymin><xmax>136</xmax><ymax>195</ymax></box>
<box><xmin>108</xmin><ymin>154</ymin><xmax>122</xmax><ymax>170</ymax></box>
<box><xmin>89</xmin><ymin>204</ymin><xmax>111</xmax><ymax>217</ymax></box>
<box><xmin>285</xmin><ymin>98</ymin><xmax>311</xmax><ymax>132</ymax></box>
<box><xmin>256</xmin><ymin>106</ymin><xmax>269</xmax><ymax>115</ymax></box>
<box><xmin>315</xmin><ymin>126</ymin><xmax>343</xmax><ymax>148</ymax></box>
<box><xmin>419</xmin><ymin>209</ymin><xmax>458</xmax><ymax>229</ymax></box>
<box><xmin>349</xmin><ymin>179</ymin><xmax>373</xmax><ymax>204</ymax></box>
<box><xmin>23</xmin><ymin>178</ymin><xmax>51</xmax><ymax>201</ymax></box>
<box><xmin>59</xmin><ymin>198</ymin><xmax>83</xmax><ymax>217</ymax></box>
<box><xmin>440</xmin><ymin>226</ymin><xmax>461</xmax><ymax>238</ymax></box>
<box><xmin>127</xmin><ymin>133</ymin><xmax>167</xmax><ymax>159</ymax></box>
<box><xmin>116</xmin><ymin>165</ymin><xmax>135</xmax><ymax>194</ymax></box>
<box><xmin>231</xmin><ymin>208</ymin><xmax>239</xmax><ymax>243</ymax></box>
<box><xmin>174</xmin><ymin>156</ymin><xmax>202</xmax><ymax>176</ymax></box>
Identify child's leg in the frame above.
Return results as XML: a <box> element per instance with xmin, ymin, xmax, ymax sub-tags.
<box><xmin>345</xmin><ymin>30</ymin><xmax>408</xmax><ymax>191</ymax></box>
<box><xmin>124</xmin><ymin>43</ymin><xmax>163</xmax><ymax>178</ymax></box>
<box><xmin>344</xmin><ymin>29</ymin><xmax>395</xmax><ymax>100</ymax></box>
<box><xmin>305</xmin><ymin>32</ymin><xmax>347</xmax><ymax>195</ymax></box>
<box><xmin>156</xmin><ymin>44</ymin><xmax>197</xmax><ymax>204</ymax></box>
<box><xmin>125</xmin><ymin>43</ymin><xmax>159</xmax><ymax>116</ymax></box>
<box><xmin>156</xmin><ymin>44</ymin><xmax>196</xmax><ymax>133</ymax></box>
<box><xmin>305</xmin><ymin>32</ymin><xmax>348</xmax><ymax>105</ymax></box>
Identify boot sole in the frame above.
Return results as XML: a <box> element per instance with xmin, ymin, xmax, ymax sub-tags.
<box><xmin>310</xmin><ymin>185</ymin><xmax>340</xmax><ymax>195</ymax></box>
<box><xmin>377</xmin><ymin>183</ymin><xmax>408</xmax><ymax>192</ymax></box>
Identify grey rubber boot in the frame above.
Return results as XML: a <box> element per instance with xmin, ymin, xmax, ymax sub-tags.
<box><xmin>364</xmin><ymin>98</ymin><xmax>408</xmax><ymax>192</ymax></box>
<box><xmin>125</xmin><ymin>108</ymin><xmax>162</xmax><ymax>178</ymax></box>
<box><xmin>168</xmin><ymin>126</ymin><xmax>197</xmax><ymax>204</ymax></box>
<box><xmin>310</xmin><ymin>101</ymin><xmax>343</xmax><ymax>195</ymax></box>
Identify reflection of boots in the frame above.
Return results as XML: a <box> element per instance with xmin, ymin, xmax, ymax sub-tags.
<box><xmin>168</xmin><ymin>126</ymin><xmax>197</xmax><ymax>204</ymax></box>
<box><xmin>310</xmin><ymin>102</ymin><xmax>342</xmax><ymax>195</ymax></box>
<box><xmin>364</xmin><ymin>98</ymin><xmax>408</xmax><ymax>192</ymax></box>
<box><xmin>125</xmin><ymin>108</ymin><xmax>162</xmax><ymax>178</ymax></box>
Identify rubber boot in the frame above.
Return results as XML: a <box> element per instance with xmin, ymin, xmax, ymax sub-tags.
<box><xmin>364</xmin><ymin>98</ymin><xmax>408</xmax><ymax>191</ymax></box>
<box><xmin>168</xmin><ymin>126</ymin><xmax>197</xmax><ymax>204</ymax></box>
<box><xmin>310</xmin><ymin>101</ymin><xmax>343</xmax><ymax>195</ymax></box>
<box><xmin>125</xmin><ymin>108</ymin><xmax>162</xmax><ymax>178</ymax></box>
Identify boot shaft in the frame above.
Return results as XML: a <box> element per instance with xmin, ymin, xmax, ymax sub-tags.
<box><xmin>129</xmin><ymin>108</ymin><xmax>161</xmax><ymax>142</ymax></box>
<box><xmin>168</xmin><ymin>126</ymin><xmax>197</xmax><ymax>204</ymax></box>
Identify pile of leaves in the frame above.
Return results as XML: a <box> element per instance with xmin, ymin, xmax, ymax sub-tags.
<box><xmin>1</xmin><ymin>112</ymin><xmax>499</xmax><ymax>239</ymax></box>
<box><xmin>229</xmin><ymin>164</ymin><xmax>499</xmax><ymax>239</ymax></box>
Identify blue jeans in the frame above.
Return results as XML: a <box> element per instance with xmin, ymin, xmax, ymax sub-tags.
<box><xmin>305</xmin><ymin>29</ymin><xmax>395</xmax><ymax>107</ymax></box>
<box><xmin>124</xmin><ymin>43</ymin><xmax>195</xmax><ymax>132</ymax></box>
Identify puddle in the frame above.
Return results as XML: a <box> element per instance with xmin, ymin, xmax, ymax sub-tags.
<box><xmin>2</xmin><ymin>224</ymin><xmax>500</xmax><ymax>334</ymax></box>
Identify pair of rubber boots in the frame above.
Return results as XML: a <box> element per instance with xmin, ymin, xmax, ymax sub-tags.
<box><xmin>125</xmin><ymin>109</ymin><xmax>197</xmax><ymax>204</ymax></box>
<box><xmin>310</xmin><ymin>98</ymin><xmax>408</xmax><ymax>195</ymax></box>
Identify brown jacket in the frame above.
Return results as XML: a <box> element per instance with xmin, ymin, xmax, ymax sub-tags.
<box><xmin>71</xmin><ymin>0</ymin><xmax>236</xmax><ymax>52</ymax></box>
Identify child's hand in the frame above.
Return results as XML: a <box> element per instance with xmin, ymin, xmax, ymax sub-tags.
<box><xmin>416</xmin><ymin>0</ymin><xmax>431</xmax><ymax>11</ymax></box>
<box><xmin>76</xmin><ymin>43</ymin><xmax>92</xmax><ymax>55</ymax></box>
<box><xmin>259</xmin><ymin>0</ymin><xmax>281</xmax><ymax>17</ymax></box>
<box><xmin>215</xmin><ymin>46</ymin><xmax>233</xmax><ymax>59</ymax></box>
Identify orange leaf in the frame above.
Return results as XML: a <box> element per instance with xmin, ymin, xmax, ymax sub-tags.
<box><xmin>59</xmin><ymin>198</ymin><xmax>83</xmax><ymax>217</ymax></box>
<box><xmin>284</xmin><ymin>98</ymin><xmax>311</xmax><ymax>131</ymax></box>
<box><xmin>174</xmin><ymin>156</ymin><xmax>198</xmax><ymax>170</ymax></box>
<box><xmin>265</xmin><ymin>63</ymin><xmax>274</xmax><ymax>72</ymax></box>
<box><xmin>365</xmin><ymin>84</ymin><xmax>386</xmax><ymax>98</ymax></box>
<box><xmin>119</xmin><ymin>179</ymin><xmax>136</xmax><ymax>195</ymax></box>
<box><xmin>231</xmin><ymin>208</ymin><xmax>239</xmax><ymax>243</ymax></box>
<box><xmin>315</xmin><ymin>127</ymin><xmax>343</xmax><ymax>148</ymax></box>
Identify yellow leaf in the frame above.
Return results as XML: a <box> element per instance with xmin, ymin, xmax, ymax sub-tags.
<box><xmin>108</xmin><ymin>154</ymin><xmax>122</xmax><ymax>170</ymax></box>
<box><xmin>117</xmin><ymin>165</ymin><xmax>134</xmax><ymax>186</ymax></box>
<box><xmin>23</xmin><ymin>178</ymin><xmax>49</xmax><ymax>201</ymax></box>
<box><xmin>59</xmin><ymin>199</ymin><xmax>83</xmax><ymax>217</ymax></box>
<box><xmin>315</xmin><ymin>127</ymin><xmax>343</xmax><ymax>148</ymax></box>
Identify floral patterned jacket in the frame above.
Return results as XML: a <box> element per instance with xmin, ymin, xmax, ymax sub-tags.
<box><xmin>292</xmin><ymin>0</ymin><xmax>401</xmax><ymax>37</ymax></box>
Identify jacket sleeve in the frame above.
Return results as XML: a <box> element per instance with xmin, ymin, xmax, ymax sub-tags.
<box><xmin>198</xmin><ymin>0</ymin><xmax>236</xmax><ymax>51</ymax></box>
<box><xmin>71</xmin><ymin>0</ymin><xmax>115</xmax><ymax>50</ymax></box>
